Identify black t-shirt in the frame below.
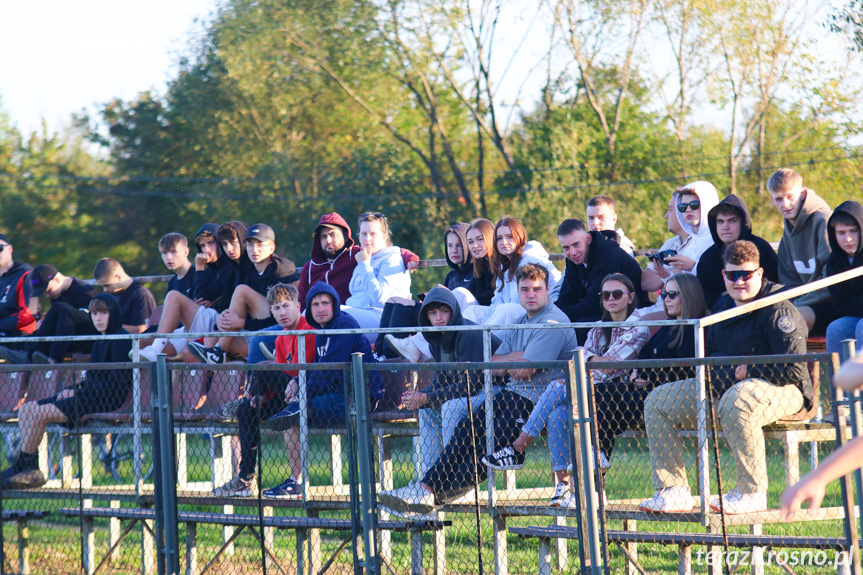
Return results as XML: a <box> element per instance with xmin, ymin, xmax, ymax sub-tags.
<box><xmin>56</xmin><ymin>278</ymin><xmax>96</xmax><ymax>310</ymax></box>
<box><xmin>115</xmin><ymin>280</ymin><xmax>157</xmax><ymax>328</ymax></box>
<box><xmin>167</xmin><ymin>268</ymin><xmax>196</xmax><ymax>300</ymax></box>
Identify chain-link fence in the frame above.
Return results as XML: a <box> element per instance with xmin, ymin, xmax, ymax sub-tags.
<box><xmin>0</xmin><ymin>329</ymin><xmax>862</xmax><ymax>575</ymax></box>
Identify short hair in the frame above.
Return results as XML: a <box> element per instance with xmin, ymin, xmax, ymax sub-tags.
<box><xmin>713</xmin><ymin>203</ymin><xmax>743</xmax><ymax>220</ymax></box>
<box><xmin>586</xmin><ymin>195</ymin><xmax>616</xmax><ymax>211</ymax></box>
<box><xmin>423</xmin><ymin>302</ymin><xmax>452</xmax><ymax>316</ymax></box>
<box><xmin>217</xmin><ymin>221</ymin><xmax>247</xmax><ymax>245</ymax></box>
<box><xmin>93</xmin><ymin>258</ymin><xmax>124</xmax><ymax>281</ymax></box>
<box><xmin>831</xmin><ymin>211</ymin><xmax>858</xmax><ymax>229</ymax></box>
<box><xmin>358</xmin><ymin>212</ymin><xmax>391</xmax><ymax>245</ymax></box>
<box><xmin>516</xmin><ymin>263</ymin><xmax>549</xmax><ymax>287</ymax></box>
<box><xmin>267</xmin><ymin>283</ymin><xmax>299</xmax><ymax>306</ymax></box>
<box><xmin>88</xmin><ymin>296</ymin><xmax>111</xmax><ymax>314</ymax></box>
<box><xmin>158</xmin><ymin>232</ymin><xmax>188</xmax><ymax>251</ymax></box>
<box><xmin>767</xmin><ymin>168</ymin><xmax>803</xmax><ymax>193</ymax></box>
<box><xmin>722</xmin><ymin>240</ymin><xmax>760</xmax><ymax>267</ymax></box>
<box><xmin>557</xmin><ymin>218</ymin><xmax>587</xmax><ymax>237</ymax></box>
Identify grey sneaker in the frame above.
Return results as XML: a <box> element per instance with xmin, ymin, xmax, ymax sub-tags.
<box><xmin>211</xmin><ymin>475</ymin><xmax>257</xmax><ymax>497</ymax></box>
<box><xmin>218</xmin><ymin>398</ymin><xmax>245</xmax><ymax>422</ymax></box>
<box><xmin>2</xmin><ymin>466</ymin><xmax>47</xmax><ymax>489</ymax></box>
<box><xmin>0</xmin><ymin>346</ymin><xmax>29</xmax><ymax>365</ymax></box>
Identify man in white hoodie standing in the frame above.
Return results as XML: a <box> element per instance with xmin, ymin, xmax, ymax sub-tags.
<box><xmin>768</xmin><ymin>168</ymin><xmax>835</xmax><ymax>333</ymax></box>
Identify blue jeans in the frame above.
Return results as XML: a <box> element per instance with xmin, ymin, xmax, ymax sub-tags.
<box><xmin>826</xmin><ymin>316</ymin><xmax>863</xmax><ymax>354</ymax></box>
<box><xmin>522</xmin><ymin>380</ymin><xmax>570</xmax><ymax>472</ymax></box>
<box><xmin>247</xmin><ymin>324</ymin><xmax>283</xmax><ymax>364</ymax></box>
<box><xmin>417</xmin><ymin>388</ymin><xmax>498</xmax><ymax>476</ymax></box>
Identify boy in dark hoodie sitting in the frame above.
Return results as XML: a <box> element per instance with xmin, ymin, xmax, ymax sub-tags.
<box><xmin>825</xmin><ymin>201</ymin><xmax>863</xmax><ymax>353</ymax></box>
<box><xmin>189</xmin><ymin>224</ymin><xmax>299</xmax><ymax>364</ymax></box>
<box><xmin>261</xmin><ymin>281</ymin><xmax>382</xmax><ymax>498</ymax></box>
<box><xmin>397</xmin><ymin>286</ymin><xmax>500</xmax><ymax>476</ymax></box>
<box><xmin>696</xmin><ymin>195</ymin><xmax>779</xmax><ymax>309</ymax></box>
<box><xmin>0</xmin><ymin>293</ymin><xmax>133</xmax><ymax>488</ymax></box>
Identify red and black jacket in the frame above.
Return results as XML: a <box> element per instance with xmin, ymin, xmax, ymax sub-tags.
<box><xmin>0</xmin><ymin>261</ymin><xmax>36</xmax><ymax>335</ymax></box>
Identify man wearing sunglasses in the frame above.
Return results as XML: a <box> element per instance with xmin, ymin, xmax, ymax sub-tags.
<box><xmin>768</xmin><ymin>168</ymin><xmax>835</xmax><ymax>334</ymax></box>
<box><xmin>640</xmin><ymin>240</ymin><xmax>811</xmax><ymax>515</ymax></box>
<box><xmin>0</xmin><ymin>234</ymin><xmax>38</xmax><ymax>346</ymax></box>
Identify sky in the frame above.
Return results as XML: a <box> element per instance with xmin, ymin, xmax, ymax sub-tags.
<box><xmin>0</xmin><ymin>0</ymin><xmax>217</xmax><ymax>136</ymax></box>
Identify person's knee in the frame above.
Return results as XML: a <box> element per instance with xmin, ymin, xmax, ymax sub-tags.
<box><xmin>718</xmin><ymin>383</ymin><xmax>759</xmax><ymax>423</ymax></box>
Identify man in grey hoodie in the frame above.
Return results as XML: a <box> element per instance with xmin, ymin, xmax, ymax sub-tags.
<box><xmin>768</xmin><ymin>168</ymin><xmax>836</xmax><ymax>334</ymax></box>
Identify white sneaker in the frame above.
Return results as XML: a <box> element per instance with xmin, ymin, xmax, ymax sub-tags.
<box><xmin>379</xmin><ymin>505</ymin><xmax>439</xmax><ymax>521</ymax></box>
<box><xmin>131</xmin><ymin>346</ymin><xmax>159</xmax><ymax>362</ymax></box>
<box><xmin>385</xmin><ymin>335</ymin><xmax>423</xmax><ymax>363</ymax></box>
<box><xmin>638</xmin><ymin>486</ymin><xmax>693</xmax><ymax>513</ymax></box>
<box><xmin>378</xmin><ymin>483</ymin><xmax>436</xmax><ymax>514</ymax></box>
<box><xmin>549</xmin><ymin>481</ymin><xmax>571</xmax><ymax>507</ymax></box>
<box><xmin>560</xmin><ymin>488</ymin><xmax>607</xmax><ymax>509</ymax></box>
<box><xmin>709</xmin><ymin>489</ymin><xmax>767</xmax><ymax>515</ymax></box>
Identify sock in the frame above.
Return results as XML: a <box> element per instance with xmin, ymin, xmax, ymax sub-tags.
<box><xmin>149</xmin><ymin>338</ymin><xmax>168</xmax><ymax>353</ymax></box>
<box><xmin>18</xmin><ymin>451</ymin><xmax>38</xmax><ymax>468</ymax></box>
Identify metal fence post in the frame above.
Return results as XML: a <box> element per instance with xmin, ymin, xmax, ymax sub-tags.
<box><xmin>152</xmin><ymin>355</ymin><xmax>179</xmax><ymax>575</ymax></box>
<box><xmin>573</xmin><ymin>349</ymin><xmax>603</xmax><ymax>575</ymax></box>
<box><xmin>352</xmin><ymin>353</ymin><xmax>379</xmax><ymax>575</ymax></box>
<box><xmin>840</xmin><ymin>339</ymin><xmax>863</xmax><ymax>569</ymax></box>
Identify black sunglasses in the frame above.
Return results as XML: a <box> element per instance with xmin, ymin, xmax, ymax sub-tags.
<box><xmin>723</xmin><ymin>269</ymin><xmax>759</xmax><ymax>282</ymax></box>
<box><xmin>599</xmin><ymin>289</ymin><xmax>631</xmax><ymax>301</ymax></box>
<box><xmin>660</xmin><ymin>290</ymin><xmax>680</xmax><ymax>300</ymax></box>
<box><xmin>677</xmin><ymin>200</ymin><xmax>701</xmax><ymax>213</ymax></box>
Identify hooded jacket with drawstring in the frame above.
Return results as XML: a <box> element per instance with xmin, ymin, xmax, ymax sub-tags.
<box><xmin>304</xmin><ymin>282</ymin><xmax>383</xmax><ymax>400</ymax></box>
<box><xmin>41</xmin><ymin>293</ymin><xmax>134</xmax><ymax>425</ymax></box>
<box><xmin>777</xmin><ymin>188</ymin><xmax>832</xmax><ymax>307</ymax></box>
<box><xmin>416</xmin><ymin>286</ymin><xmax>501</xmax><ymax>407</ymax></box>
<box><xmin>194</xmin><ymin>222</ymin><xmax>243</xmax><ymax>313</ymax></box>
<box><xmin>297</xmin><ymin>213</ymin><xmax>420</xmax><ymax>310</ymax></box>
<box><xmin>696</xmin><ymin>195</ymin><xmax>779</xmax><ymax>309</ymax></box>
<box><xmin>442</xmin><ymin>223</ymin><xmax>475</xmax><ymax>292</ymax></box>
<box><xmin>490</xmin><ymin>240</ymin><xmax>563</xmax><ymax>307</ymax></box>
<box><xmin>672</xmin><ymin>180</ymin><xmax>720</xmax><ymax>268</ymax></box>
<box><xmin>0</xmin><ymin>261</ymin><xmax>36</xmax><ymax>335</ymax></box>
<box><xmin>826</xmin><ymin>201</ymin><xmax>863</xmax><ymax>317</ymax></box>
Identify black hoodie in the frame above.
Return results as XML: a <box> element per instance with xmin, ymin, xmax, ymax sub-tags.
<box><xmin>826</xmin><ymin>201</ymin><xmax>863</xmax><ymax>317</ymax></box>
<box><xmin>75</xmin><ymin>293</ymin><xmax>134</xmax><ymax>412</ymax></box>
<box><xmin>442</xmin><ymin>223</ymin><xmax>475</xmax><ymax>292</ymax></box>
<box><xmin>240</xmin><ymin>252</ymin><xmax>300</xmax><ymax>331</ymax></box>
<box><xmin>556</xmin><ymin>230</ymin><xmax>646</xmax><ymax>322</ymax></box>
<box><xmin>417</xmin><ymin>286</ymin><xmax>501</xmax><ymax>407</ymax></box>
<box><xmin>696</xmin><ymin>195</ymin><xmax>779</xmax><ymax>309</ymax></box>
<box><xmin>193</xmin><ymin>222</ymin><xmax>239</xmax><ymax>313</ymax></box>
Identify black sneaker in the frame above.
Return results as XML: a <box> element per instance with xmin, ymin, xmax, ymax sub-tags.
<box><xmin>31</xmin><ymin>351</ymin><xmax>56</xmax><ymax>365</ymax></box>
<box><xmin>264</xmin><ymin>401</ymin><xmax>300</xmax><ymax>431</ymax></box>
<box><xmin>0</xmin><ymin>346</ymin><xmax>29</xmax><ymax>365</ymax></box>
<box><xmin>0</xmin><ymin>457</ymin><xmax>46</xmax><ymax>489</ymax></box>
<box><xmin>258</xmin><ymin>341</ymin><xmax>276</xmax><ymax>361</ymax></box>
<box><xmin>188</xmin><ymin>342</ymin><xmax>225</xmax><ymax>365</ymax></box>
<box><xmin>482</xmin><ymin>445</ymin><xmax>525</xmax><ymax>470</ymax></box>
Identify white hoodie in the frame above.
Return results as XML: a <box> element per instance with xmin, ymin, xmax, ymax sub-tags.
<box><xmin>491</xmin><ymin>240</ymin><xmax>563</xmax><ymax>307</ymax></box>
<box><xmin>672</xmin><ymin>181</ymin><xmax>720</xmax><ymax>270</ymax></box>
<box><xmin>345</xmin><ymin>245</ymin><xmax>411</xmax><ymax>310</ymax></box>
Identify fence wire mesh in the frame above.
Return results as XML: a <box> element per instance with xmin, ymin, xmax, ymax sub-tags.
<box><xmin>0</xmin><ymin>337</ymin><xmax>860</xmax><ymax>575</ymax></box>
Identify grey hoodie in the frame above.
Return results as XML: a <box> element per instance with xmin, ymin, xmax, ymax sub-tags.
<box><xmin>777</xmin><ymin>189</ymin><xmax>832</xmax><ymax>306</ymax></box>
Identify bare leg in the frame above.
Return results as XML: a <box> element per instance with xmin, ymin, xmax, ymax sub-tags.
<box><xmin>158</xmin><ymin>291</ymin><xmax>201</xmax><ymax>335</ymax></box>
<box><xmin>511</xmin><ymin>432</ymin><xmax>534</xmax><ymax>453</ymax></box>
<box><xmin>19</xmin><ymin>401</ymin><xmax>68</xmax><ymax>454</ymax></box>
<box><xmin>218</xmin><ymin>286</ymin><xmax>270</xmax><ymax>354</ymax></box>
<box><xmin>284</xmin><ymin>427</ymin><xmax>302</xmax><ymax>481</ymax></box>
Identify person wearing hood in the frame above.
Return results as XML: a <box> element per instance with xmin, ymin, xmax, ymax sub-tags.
<box><xmin>825</xmin><ymin>201</ymin><xmax>863</xmax><ymax>353</ymax></box>
<box><xmin>395</xmin><ymin>286</ymin><xmax>501</xmax><ymax>477</ymax></box>
<box><xmin>0</xmin><ymin>233</ymin><xmax>37</xmax><ymax>341</ymax></box>
<box><xmin>0</xmin><ymin>293</ymin><xmax>133</xmax><ymax>488</ymax></box>
<box><xmin>696</xmin><ymin>195</ymin><xmax>779</xmax><ymax>309</ymax></box>
<box><xmin>189</xmin><ymin>223</ymin><xmax>300</xmax><ymax>363</ymax></box>
<box><xmin>639</xmin><ymin>241</ymin><xmax>810</xmax><ymax>515</ymax></box>
<box><xmin>134</xmin><ymin>223</ymin><xmax>233</xmax><ymax>362</ymax></box>
<box><xmin>642</xmin><ymin>183</ymin><xmax>719</xmax><ymax>292</ymax></box>
<box><xmin>340</xmin><ymin>212</ymin><xmax>412</xmax><ymax>342</ymax></box>
<box><xmin>769</xmin><ymin>168</ymin><xmax>835</xmax><ymax>334</ymax></box>
<box><xmin>297</xmin><ymin>212</ymin><xmax>420</xmax><ymax>311</ymax></box>
<box><xmin>261</xmin><ymin>281</ymin><xmax>383</xmax><ymax>496</ymax></box>
<box><xmin>0</xmin><ymin>264</ymin><xmax>96</xmax><ymax>365</ymax></box>
<box><xmin>555</xmin><ymin>218</ymin><xmax>646</xmax><ymax>327</ymax></box>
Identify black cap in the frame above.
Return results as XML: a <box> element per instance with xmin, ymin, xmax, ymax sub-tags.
<box><xmin>0</xmin><ymin>233</ymin><xmax>9</xmax><ymax>245</ymax></box>
<box><xmin>245</xmin><ymin>224</ymin><xmax>275</xmax><ymax>243</ymax></box>
<box><xmin>30</xmin><ymin>264</ymin><xmax>58</xmax><ymax>297</ymax></box>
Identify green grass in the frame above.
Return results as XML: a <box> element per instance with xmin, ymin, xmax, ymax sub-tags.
<box><xmin>0</xmin><ymin>432</ymin><xmax>854</xmax><ymax>574</ymax></box>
